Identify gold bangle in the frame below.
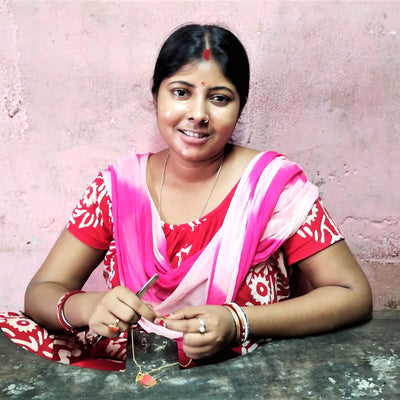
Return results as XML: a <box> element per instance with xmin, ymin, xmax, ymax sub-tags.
<box><xmin>223</xmin><ymin>305</ymin><xmax>241</xmax><ymax>344</ymax></box>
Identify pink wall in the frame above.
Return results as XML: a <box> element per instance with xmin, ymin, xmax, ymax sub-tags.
<box><xmin>1</xmin><ymin>1</ymin><xmax>399</xmax><ymax>310</ymax></box>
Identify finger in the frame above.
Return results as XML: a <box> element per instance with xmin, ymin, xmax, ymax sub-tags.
<box><xmin>128</xmin><ymin>311</ymin><xmax>141</xmax><ymax>325</ymax></box>
<box><xmin>133</xmin><ymin>301</ymin><xmax>158</xmax><ymax>322</ymax></box>
<box><xmin>165</xmin><ymin>315</ymin><xmax>206</xmax><ymax>334</ymax></box>
<box><xmin>89</xmin><ymin>320</ymin><xmax>122</xmax><ymax>338</ymax></box>
<box><xmin>182</xmin><ymin>334</ymin><xmax>215</xmax><ymax>359</ymax></box>
<box><xmin>108</xmin><ymin>317</ymin><xmax>131</xmax><ymax>333</ymax></box>
<box><xmin>166</xmin><ymin>306</ymin><xmax>202</xmax><ymax>320</ymax></box>
<box><xmin>113</xmin><ymin>286</ymin><xmax>157</xmax><ymax>322</ymax></box>
<box><xmin>111</xmin><ymin>301</ymin><xmax>140</xmax><ymax>325</ymax></box>
<box><xmin>147</xmin><ymin>303</ymin><xmax>162</xmax><ymax>318</ymax></box>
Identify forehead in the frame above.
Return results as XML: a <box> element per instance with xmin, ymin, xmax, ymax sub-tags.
<box><xmin>166</xmin><ymin>61</ymin><xmax>234</xmax><ymax>86</ymax></box>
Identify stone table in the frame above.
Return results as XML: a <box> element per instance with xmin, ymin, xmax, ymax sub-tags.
<box><xmin>1</xmin><ymin>311</ymin><xmax>399</xmax><ymax>399</ymax></box>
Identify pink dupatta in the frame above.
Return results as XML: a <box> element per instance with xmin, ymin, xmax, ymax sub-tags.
<box><xmin>107</xmin><ymin>151</ymin><xmax>318</xmax><ymax>342</ymax></box>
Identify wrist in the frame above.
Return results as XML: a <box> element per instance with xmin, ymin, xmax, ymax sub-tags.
<box><xmin>57</xmin><ymin>290</ymin><xmax>85</xmax><ymax>333</ymax></box>
<box><xmin>63</xmin><ymin>291</ymin><xmax>105</xmax><ymax>330</ymax></box>
<box><xmin>223</xmin><ymin>302</ymin><xmax>250</xmax><ymax>345</ymax></box>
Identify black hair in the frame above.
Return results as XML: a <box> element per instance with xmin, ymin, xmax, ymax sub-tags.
<box><xmin>151</xmin><ymin>24</ymin><xmax>250</xmax><ymax>114</ymax></box>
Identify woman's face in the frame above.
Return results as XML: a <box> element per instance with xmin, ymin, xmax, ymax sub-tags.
<box><xmin>155</xmin><ymin>60</ymin><xmax>241</xmax><ymax>163</ymax></box>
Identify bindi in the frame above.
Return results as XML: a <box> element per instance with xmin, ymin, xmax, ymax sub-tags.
<box><xmin>201</xmin><ymin>81</ymin><xmax>206</xmax><ymax>86</ymax></box>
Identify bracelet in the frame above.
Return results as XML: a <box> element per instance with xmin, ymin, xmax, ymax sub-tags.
<box><xmin>223</xmin><ymin>305</ymin><xmax>241</xmax><ymax>343</ymax></box>
<box><xmin>224</xmin><ymin>303</ymin><xmax>244</xmax><ymax>343</ymax></box>
<box><xmin>56</xmin><ymin>290</ymin><xmax>85</xmax><ymax>333</ymax></box>
<box><xmin>228</xmin><ymin>302</ymin><xmax>250</xmax><ymax>343</ymax></box>
<box><xmin>223</xmin><ymin>302</ymin><xmax>250</xmax><ymax>344</ymax></box>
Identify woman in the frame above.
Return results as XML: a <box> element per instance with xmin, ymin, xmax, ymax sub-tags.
<box><xmin>0</xmin><ymin>24</ymin><xmax>372</xmax><ymax>372</ymax></box>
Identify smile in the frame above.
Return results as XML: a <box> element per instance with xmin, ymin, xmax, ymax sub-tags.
<box><xmin>180</xmin><ymin>130</ymin><xmax>209</xmax><ymax>138</ymax></box>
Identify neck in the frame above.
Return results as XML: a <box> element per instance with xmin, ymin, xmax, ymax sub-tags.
<box><xmin>164</xmin><ymin>148</ymin><xmax>228</xmax><ymax>185</ymax></box>
<box><xmin>157</xmin><ymin>148</ymin><xmax>226</xmax><ymax>220</ymax></box>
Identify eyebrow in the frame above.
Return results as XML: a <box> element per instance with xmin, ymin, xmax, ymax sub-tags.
<box><xmin>168</xmin><ymin>80</ymin><xmax>236</xmax><ymax>96</ymax></box>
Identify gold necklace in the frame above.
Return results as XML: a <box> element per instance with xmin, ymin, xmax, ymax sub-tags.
<box><xmin>130</xmin><ymin>327</ymin><xmax>193</xmax><ymax>387</ymax></box>
<box><xmin>157</xmin><ymin>152</ymin><xmax>224</xmax><ymax>219</ymax></box>
<box><xmin>131</xmin><ymin>327</ymin><xmax>178</xmax><ymax>387</ymax></box>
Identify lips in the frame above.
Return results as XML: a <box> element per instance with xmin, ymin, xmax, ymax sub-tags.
<box><xmin>180</xmin><ymin>129</ymin><xmax>209</xmax><ymax>138</ymax></box>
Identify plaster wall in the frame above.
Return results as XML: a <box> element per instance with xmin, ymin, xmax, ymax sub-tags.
<box><xmin>0</xmin><ymin>0</ymin><xmax>399</xmax><ymax>310</ymax></box>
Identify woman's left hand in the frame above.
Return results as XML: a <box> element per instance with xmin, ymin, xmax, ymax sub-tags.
<box><xmin>163</xmin><ymin>305</ymin><xmax>236</xmax><ymax>359</ymax></box>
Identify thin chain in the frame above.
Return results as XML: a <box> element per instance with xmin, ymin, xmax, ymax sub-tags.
<box><xmin>130</xmin><ymin>327</ymin><xmax>179</xmax><ymax>384</ymax></box>
<box><xmin>198</xmin><ymin>156</ymin><xmax>224</xmax><ymax>218</ymax></box>
<box><xmin>157</xmin><ymin>152</ymin><xmax>170</xmax><ymax>217</ymax></box>
<box><xmin>157</xmin><ymin>152</ymin><xmax>224</xmax><ymax>220</ymax></box>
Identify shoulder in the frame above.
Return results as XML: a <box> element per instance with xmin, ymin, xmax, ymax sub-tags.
<box><xmin>110</xmin><ymin>151</ymin><xmax>149</xmax><ymax>170</ymax></box>
<box><xmin>227</xmin><ymin>145</ymin><xmax>288</xmax><ymax>167</ymax></box>
<box><xmin>225</xmin><ymin>145</ymin><xmax>291</xmax><ymax>179</ymax></box>
<box><xmin>228</xmin><ymin>144</ymin><xmax>260</xmax><ymax>163</ymax></box>
<box><xmin>224</xmin><ymin>145</ymin><xmax>260</xmax><ymax>177</ymax></box>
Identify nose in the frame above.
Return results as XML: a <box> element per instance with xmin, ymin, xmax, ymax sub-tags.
<box><xmin>187</xmin><ymin>97</ymin><xmax>209</xmax><ymax>125</ymax></box>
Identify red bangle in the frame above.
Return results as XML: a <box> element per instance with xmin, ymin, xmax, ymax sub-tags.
<box><xmin>56</xmin><ymin>290</ymin><xmax>85</xmax><ymax>333</ymax></box>
<box><xmin>223</xmin><ymin>305</ymin><xmax>240</xmax><ymax>343</ymax></box>
<box><xmin>223</xmin><ymin>302</ymin><xmax>249</xmax><ymax>345</ymax></box>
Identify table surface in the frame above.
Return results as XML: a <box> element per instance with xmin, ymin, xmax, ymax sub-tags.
<box><xmin>1</xmin><ymin>311</ymin><xmax>399</xmax><ymax>400</ymax></box>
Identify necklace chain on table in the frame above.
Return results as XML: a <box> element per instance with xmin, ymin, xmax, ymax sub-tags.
<box><xmin>157</xmin><ymin>152</ymin><xmax>224</xmax><ymax>219</ymax></box>
<box><xmin>130</xmin><ymin>327</ymin><xmax>179</xmax><ymax>387</ymax></box>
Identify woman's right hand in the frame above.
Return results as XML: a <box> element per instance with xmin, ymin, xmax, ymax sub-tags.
<box><xmin>24</xmin><ymin>230</ymin><xmax>158</xmax><ymax>334</ymax></box>
<box><xmin>86</xmin><ymin>286</ymin><xmax>158</xmax><ymax>337</ymax></box>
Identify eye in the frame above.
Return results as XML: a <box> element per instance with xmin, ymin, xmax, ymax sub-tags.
<box><xmin>172</xmin><ymin>88</ymin><xmax>189</xmax><ymax>98</ymax></box>
<box><xmin>210</xmin><ymin>94</ymin><xmax>231</xmax><ymax>105</ymax></box>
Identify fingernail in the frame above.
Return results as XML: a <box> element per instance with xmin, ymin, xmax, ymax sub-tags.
<box><xmin>154</xmin><ymin>317</ymin><xmax>161</xmax><ymax>325</ymax></box>
<box><xmin>163</xmin><ymin>313</ymin><xmax>172</xmax><ymax>318</ymax></box>
<box><xmin>159</xmin><ymin>319</ymin><xmax>167</xmax><ymax>328</ymax></box>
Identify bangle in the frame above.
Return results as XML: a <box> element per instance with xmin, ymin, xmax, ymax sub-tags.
<box><xmin>223</xmin><ymin>305</ymin><xmax>241</xmax><ymax>343</ymax></box>
<box><xmin>223</xmin><ymin>302</ymin><xmax>250</xmax><ymax>344</ymax></box>
<box><xmin>229</xmin><ymin>302</ymin><xmax>250</xmax><ymax>343</ymax></box>
<box><xmin>56</xmin><ymin>290</ymin><xmax>84</xmax><ymax>333</ymax></box>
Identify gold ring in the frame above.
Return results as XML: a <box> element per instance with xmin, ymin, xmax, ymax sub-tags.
<box><xmin>108</xmin><ymin>318</ymin><xmax>120</xmax><ymax>333</ymax></box>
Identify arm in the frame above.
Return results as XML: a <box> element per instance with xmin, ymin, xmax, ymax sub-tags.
<box><xmin>244</xmin><ymin>239</ymin><xmax>372</xmax><ymax>337</ymax></box>
<box><xmin>24</xmin><ymin>229</ymin><xmax>157</xmax><ymax>335</ymax></box>
<box><xmin>164</xmin><ymin>240</ymin><xmax>372</xmax><ymax>359</ymax></box>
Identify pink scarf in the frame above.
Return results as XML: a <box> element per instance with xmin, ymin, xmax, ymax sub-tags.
<box><xmin>107</xmin><ymin>151</ymin><xmax>318</xmax><ymax>341</ymax></box>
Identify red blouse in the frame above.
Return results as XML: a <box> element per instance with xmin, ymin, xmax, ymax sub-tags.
<box><xmin>66</xmin><ymin>172</ymin><xmax>344</xmax><ymax>307</ymax></box>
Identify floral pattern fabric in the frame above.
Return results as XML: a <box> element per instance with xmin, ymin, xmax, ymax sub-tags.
<box><xmin>0</xmin><ymin>311</ymin><xmax>127</xmax><ymax>371</ymax></box>
<box><xmin>0</xmin><ymin>169</ymin><xmax>343</xmax><ymax>370</ymax></box>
